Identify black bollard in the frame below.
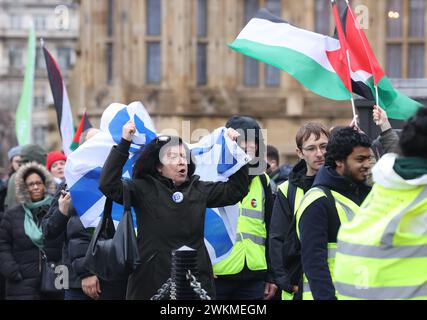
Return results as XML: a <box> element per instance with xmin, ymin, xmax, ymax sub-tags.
<box><xmin>171</xmin><ymin>246</ymin><xmax>199</xmax><ymax>300</ymax></box>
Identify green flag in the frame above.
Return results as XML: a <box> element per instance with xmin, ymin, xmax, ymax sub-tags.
<box><xmin>15</xmin><ymin>27</ymin><xmax>36</xmax><ymax>145</ymax></box>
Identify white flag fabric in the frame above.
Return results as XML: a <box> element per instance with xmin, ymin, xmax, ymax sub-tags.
<box><xmin>65</xmin><ymin>102</ymin><xmax>249</xmax><ymax>263</ymax></box>
<box><xmin>190</xmin><ymin>128</ymin><xmax>250</xmax><ymax>264</ymax></box>
<box><xmin>64</xmin><ymin>101</ymin><xmax>157</xmax><ymax>228</ymax></box>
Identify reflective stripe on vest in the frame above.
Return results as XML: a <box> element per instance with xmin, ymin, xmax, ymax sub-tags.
<box><xmin>235</xmin><ymin>232</ymin><xmax>265</xmax><ymax>246</ymax></box>
<box><xmin>297</xmin><ymin>187</ymin><xmax>358</xmax><ymax>300</ymax></box>
<box><xmin>302</xmin><ymin>244</ymin><xmax>338</xmax><ymax>299</ymax></box>
<box><xmin>334</xmin><ymin>185</ymin><xmax>427</xmax><ymax>300</ymax></box>
<box><xmin>335</xmin><ymin>282</ymin><xmax>427</xmax><ymax>300</ymax></box>
<box><xmin>213</xmin><ymin>175</ymin><xmax>268</xmax><ymax>275</ymax></box>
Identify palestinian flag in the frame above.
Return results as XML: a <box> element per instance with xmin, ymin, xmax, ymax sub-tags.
<box><xmin>70</xmin><ymin>110</ymin><xmax>93</xmax><ymax>151</ymax></box>
<box><xmin>230</xmin><ymin>9</ymin><xmax>422</xmax><ymax>120</ymax></box>
<box><xmin>331</xmin><ymin>0</ymin><xmax>352</xmax><ymax>94</ymax></box>
<box><xmin>229</xmin><ymin>9</ymin><xmax>352</xmax><ymax>101</ymax></box>
<box><xmin>43</xmin><ymin>44</ymin><xmax>74</xmax><ymax>155</ymax></box>
<box><xmin>338</xmin><ymin>1</ymin><xmax>422</xmax><ymax>120</ymax></box>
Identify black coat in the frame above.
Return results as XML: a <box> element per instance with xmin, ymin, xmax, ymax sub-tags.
<box><xmin>0</xmin><ymin>205</ymin><xmax>63</xmax><ymax>300</ymax></box>
<box><xmin>41</xmin><ymin>183</ymin><xmax>93</xmax><ymax>289</ymax></box>
<box><xmin>269</xmin><ymin>160</ymin><xmax>315</xmax><ymax>293</ymax></box>
<box><xmin>99</xmin><ymin>143</ymin><xmax>250</xmax><ymax>300</ymax></box>
<box><xmin>42</xmin><ymin>184</ymin><xmax>126</xmax><ymax>299</ymax></box>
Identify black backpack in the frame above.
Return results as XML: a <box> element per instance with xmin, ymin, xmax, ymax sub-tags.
<box><xmin>282</xmin><ymin>184</ymin><xmax>337</xmax><ymax>299</ymax></box>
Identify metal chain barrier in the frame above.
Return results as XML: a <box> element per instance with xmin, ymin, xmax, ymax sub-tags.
<box><xmin>186</xmin><ymin>270</ymin><xmax>211</xmax><ymax>300</ymax></box>
<box><xmin>150</xmin><ymin>278</ymin><xmax>172</xmax><ymax>300</ymax></box>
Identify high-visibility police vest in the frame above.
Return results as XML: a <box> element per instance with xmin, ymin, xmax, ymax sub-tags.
<box><xmin>277</xmin><ymin>180</ymin><xmax>305</xmax><ymax>300</ymax></box>
<box><xmin>334</xmin><ymin>185</ymin><xmax>427</xmax><ymax>300</ymax></box>
<box><xmin>296</xmin><ymin>187</ymin><xmax>360</xmax><ymax>300</ymax></box>
<box><xmin>213</xmin><ymin>175</ymin><xmax>268</xmax><ymax>275</ymax></box>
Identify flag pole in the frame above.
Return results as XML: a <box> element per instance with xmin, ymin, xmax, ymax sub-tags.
<box><xmin>346</xmin><ymin>50</ymin><xmax>358</xmax><ymax>126</ymax></box>
<box><xmin>344</xmin><ymin>0</ymin><xmax>379</xmax><ymax>113</ymax></box>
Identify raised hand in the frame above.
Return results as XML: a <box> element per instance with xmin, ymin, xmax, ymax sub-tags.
<box><xmin>226</xmin><ymin>127</ymin><xmax>240</xmax><ymax>142</ymax></box>
<box><xmin>373</xmin><ymin>105</ymin><xmax>392</xmax><ymax>132</ymax></box>
<box><xmin>122</xmin><ymin>120</ymin><xmax>136</xmax><ymax>142</ymax></box>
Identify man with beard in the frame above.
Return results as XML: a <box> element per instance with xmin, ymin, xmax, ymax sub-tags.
<box><xmin>296</xmin><ymin>127</ymin><xmax>372</xmax><ymax>300</ymax></box>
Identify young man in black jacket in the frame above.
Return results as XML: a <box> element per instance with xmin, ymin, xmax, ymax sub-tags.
<box><xmin>269</xmin><ymin>123</ymin><xmax>330</xmax><ymax>299</ymax></box>
<box><xmin>296</xmin><ymin>127</ymin><xmax>372</xmax><ymax>300</ymax></box>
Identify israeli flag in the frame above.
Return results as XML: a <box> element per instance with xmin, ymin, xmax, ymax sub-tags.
<box><xmin>65</xmin><ymin>102</ymin><xmax>249</xmax><ymax>264</ymax></box>
<box><xmin>64</xmin><ymin>101</ymin><xmax>157</xmax><ymax>228</ymax></box>
<box><xmin>190</xmin><ymin>128</ymin><xmax>250</xmax><ymax>264</ymax></box>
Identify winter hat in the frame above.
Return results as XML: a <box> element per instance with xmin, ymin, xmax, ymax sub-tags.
<box><xmin>46</xmin><ymin>151</ymin><xmax>67</xmax><ymax>171</ymax></box>
<box><xmin>20</xmin><ymin>144</ymin><xmax>47</xmax><ymax>166</ymax></box>
<box><xmin>7</xmin><ymin>146</ymin><xmax>22</xmax><ymax>161</ymax></box>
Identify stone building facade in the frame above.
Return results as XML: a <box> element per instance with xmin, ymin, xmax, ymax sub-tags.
<box><xmin>0</xmin><ymin>0</ymin><xmax>79</xmax><ymax>168</ymax></box>
<box><xmin>71</xmin><ymin>0</ymin><xmax>427</xmax><ymax>164</ymax></box>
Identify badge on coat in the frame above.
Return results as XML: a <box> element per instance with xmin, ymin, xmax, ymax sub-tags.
<box><xmin>172</xmin><ymin>192</ymin><xmax>184</xmax><ymax>203</ymax></box>
<box><xmin>251</xmin><ymin>198</ymin><xmax>257</xmax><ymax>208</ymax></box>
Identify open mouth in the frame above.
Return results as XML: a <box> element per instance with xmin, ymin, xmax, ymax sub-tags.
<box><xmin>178</xmin><ymin>169</ymin><xmax>186</xmax><ymax>175</ymax></box>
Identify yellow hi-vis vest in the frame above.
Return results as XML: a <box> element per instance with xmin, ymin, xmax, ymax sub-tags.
<box><xmin>213</xmin><ymin>175</ymin><xmax>268</xmax><ymax>275</ymax></box>
<box><xmin>277</xmin><ymin>180</ymin><xmax>305</xmax><ymax>300</ymax></box>
<box><xmin>296</xmin><ymin>187</ymin><xmax>360</xmax><ymax>300</ymax></box>
<box><xmin>334</xmin><ymin>185</ymin><xmax>427</xmax><ymax>300</ymax></box>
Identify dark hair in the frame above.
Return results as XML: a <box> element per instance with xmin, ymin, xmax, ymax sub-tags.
<box><xmin>23</xmin><ymin>168</ymin><xmax>46</xmax><ymax>185</ymax></box>
<box><xmin>400</xmin><ymin>107</ymin><xmax>427</xmax><ymax>159</ymax></box>
<box><xmin>325</xmin><ymin>127</ymin><xmax>371</xmax><ymax>168</ymax></box>
<box><xmin>296</xmin><ymin>122</ymin><xmax>330</xmax><ymax>149</ymax></box>
<box><xmin>225</xmin><ymin>115</ymin><xmax>266</xmax><ymax>161</ymax></box>
<box><xmin>267</xmin><ymin>145</ymin><xmax>279</xmax><ymax>163</ymax></box>
<box><xmin>133</xmin><ymin>136</ymin><xmax>195</xmax><ymax>179</ymax></box>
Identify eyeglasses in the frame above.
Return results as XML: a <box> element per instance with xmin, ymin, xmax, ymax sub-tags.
<box><xmin>301</xmin><ymin>144</ymin><xmax>328</xmax><ymax>153</ymax></box>
<box><xmin>26</xmin><ymin>181</ymin><xmax>44</xmax><ymax>189</ymax></box>
<box><xmin>155</xmin><ymin>135</ymin><xmax>172</xmax><ymax>144</ymax></box>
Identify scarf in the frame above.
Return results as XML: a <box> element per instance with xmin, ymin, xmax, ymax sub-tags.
<box><xmin>394</xmin><ymin>157</ymin><xmax>427</xmax><ymax>180</ymax></box>
<box><xmin>23</xmin><ymin>195</ymin><xmax>53</xmax><ymax>249</ymax></box>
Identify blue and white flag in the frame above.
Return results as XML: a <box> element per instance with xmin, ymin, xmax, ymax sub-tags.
<box><xmin>65</xmin><ymin>103</ymin><xmax>249</xmax><ymax>264</ymax></box>
<box><xmin>190</xmin><ymin>128</ymin><xmax>250</xmax><ymax>264</ymax></box>
<box><xmin>64</xmin><ymin>101</ymin><xmax>157</xmax><ymax>228</ymax></box>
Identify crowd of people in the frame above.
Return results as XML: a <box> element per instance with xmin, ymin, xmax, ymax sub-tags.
<box><xmin>0</xmin><ymin>104</ymin><xmax>426</xmax><ymax>300</ymax></box>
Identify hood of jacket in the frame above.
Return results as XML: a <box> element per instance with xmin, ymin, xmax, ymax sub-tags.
<box><xmin>373</xmin><ymin>153</ymin><xmax>427</xmax><ymax>190</ymax></box>
<box><xmin>20</xmin><ymin>144</ymin><xmax>47</xmax><ymax>166</ymax></box>
<box><xmin>270</xmin><ymin>164</ymin><xmax>292</xmax><ymax>183</ymax></box>
<box><xmin>313</xmin><ymin>165</ymin><xmax>371</xmax><ymax>205</ymax></box>
<box><xmin>14</xmin><ymin>162</ymin><xmax>56</xmax><ymax>204</ymax></box>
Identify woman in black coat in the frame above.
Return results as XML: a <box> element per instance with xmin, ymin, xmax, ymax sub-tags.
<box><xmin>99</xmin><ymin>121</ymin><xmax>250</xmax><ymax>300</ymax></box>
<box><xmin>0</xmin><ymin>162</ymin><xmax>63</xmax><ymax>300</ymax></box>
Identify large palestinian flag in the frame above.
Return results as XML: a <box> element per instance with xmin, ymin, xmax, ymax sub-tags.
<box><xmin>230</xmin><ymin>9</ymin><xmax>422</xmax><ymax>120</ymax></box>
<box><xmin>230</xmin><ymin>9</ymin><xmax>352</xmax><ymax>101</ymax></box>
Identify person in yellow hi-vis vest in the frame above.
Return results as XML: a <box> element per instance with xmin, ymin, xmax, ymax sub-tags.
<box><xmin>334</xmin><ymin>107</ymin><xmax>427</xmax><ymax>300</ymax></box>
<box><xmin>296</xmin><ymin>127</ymin><xmax>372</xmax><ymax>300</ymax></box>
<box><xmin>269</xmin><ymin>123</ymin><xmax>330</xmax><ymax>300</ymax></box>
<box><xmin>213</xmin><ymin>116</ymin><xmax>276</xmax><ymax>300</ymax></box>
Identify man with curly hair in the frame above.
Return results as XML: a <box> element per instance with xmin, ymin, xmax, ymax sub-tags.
<box><xmin>295</xmin><ymin>127</ymin><xmax>372</xmax><ymax>300</ymax></box>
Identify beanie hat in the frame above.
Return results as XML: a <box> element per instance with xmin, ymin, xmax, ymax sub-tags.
<box><xmin>8</xmin><ymin>146</ymin><xmax>22</xmax><ymax>161</ymax></box>
<box><xmin>46</xmin><ymin>151</ymin><xmax>67</xmax><ymax>171</ymax></box>
<box><xmin>20</xmin><ymin>144</ymin><xmax>47</xmax><ymax>166</ymax></box>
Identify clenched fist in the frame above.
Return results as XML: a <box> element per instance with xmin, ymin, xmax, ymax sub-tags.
<box><xmin>122</xmin><ymin>120</ymin><xmax>136</xmax><ymax>142</ymax></box>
